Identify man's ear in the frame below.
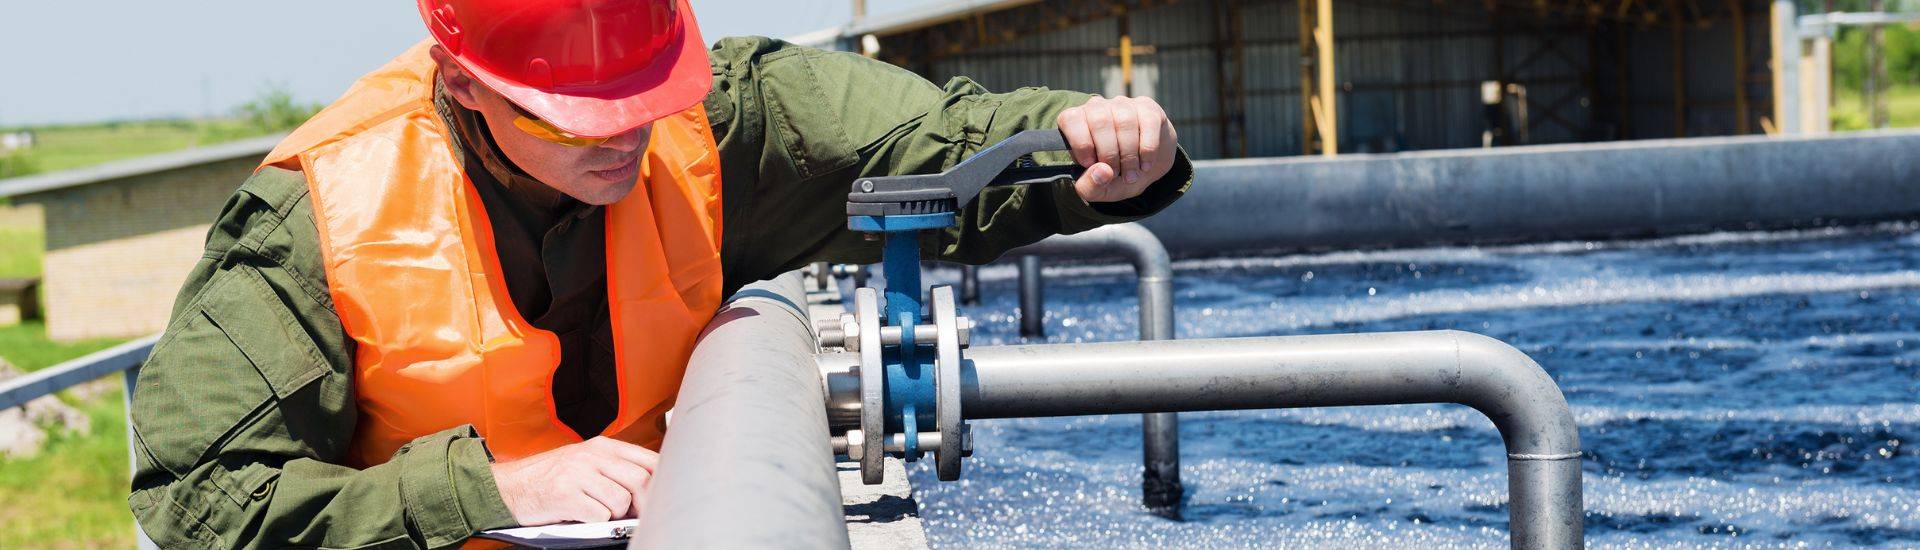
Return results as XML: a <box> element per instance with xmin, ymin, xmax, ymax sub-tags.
<box><xmin>428</xmin><ymin>45</ymin><xmax>484</xmax><ymax>111</ymax></box>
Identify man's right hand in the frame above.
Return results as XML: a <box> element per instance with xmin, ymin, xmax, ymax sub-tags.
<box><xmin>490</xmin><ymin>436</ymin><xmax>661</xmax><ymax>526</ymax></box>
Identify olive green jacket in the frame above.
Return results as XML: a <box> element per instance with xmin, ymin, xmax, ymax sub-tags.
<box><xmin>129</xmin><ymin>37</ymin><xmax>1190</xmax><ymax>548</ymax></box>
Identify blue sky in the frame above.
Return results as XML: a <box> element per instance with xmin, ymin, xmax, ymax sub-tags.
<box><xmin>0</xmin><ymin>0</ymin><xmax>931</xmax><ymax>126</ymax></box>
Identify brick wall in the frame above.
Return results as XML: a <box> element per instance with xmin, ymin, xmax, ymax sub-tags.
<box><xmin>21</xmin><ymin>157</ymin><xmax>258</xmax><ymax>341</ymax></box>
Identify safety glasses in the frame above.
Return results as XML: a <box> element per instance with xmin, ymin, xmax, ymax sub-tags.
<box><xmin>506</xmin><ymin>102</ymin><xmax>612</xmax><ymax>147</ymax></box>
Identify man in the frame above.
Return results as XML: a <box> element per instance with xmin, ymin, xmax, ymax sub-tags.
<box><xmin>128</xmin><ymin>0</ymin><xmax>1189</xmax><ymax>546</ymax></box>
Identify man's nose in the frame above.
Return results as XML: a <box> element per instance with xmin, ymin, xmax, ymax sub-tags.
<box><xmin>599</xmin><ymin>126</ymin><xmax>648</xmax><ymax>154</ymax></box>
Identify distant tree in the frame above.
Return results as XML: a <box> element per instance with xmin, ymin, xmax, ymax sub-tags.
<box><xmin>1832</xmin><ymin>24</ymin><xmax>1920</xmax><ymax>89</ymax></box>
<box><xmin>236</xmin><ymin>83</ymin><xmax>322</xmax><ymax>133</ymax></box>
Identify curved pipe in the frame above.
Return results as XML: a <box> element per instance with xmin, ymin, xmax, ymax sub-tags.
<box><xmin>952</xmin><ymin>330</ymin><xmax>1582</xmax><ymax>548</ymax></box>
<box><xmin>636</xmin><ymin>272</ymin><xmax>850</xmax><ymax>549</ymax></box>
<box><xmin>1008</xmin><ymin>222</ymin><xmax>1182</xmax><ymax>515</ymax></box>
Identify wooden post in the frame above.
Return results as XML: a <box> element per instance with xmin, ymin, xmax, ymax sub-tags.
<box><xmin>1120</xmin><ymin>9</ymin><xmax>1135</xmax><ymax>96</ymax></box>
<box><xmin>1298</xmin><ymin>0</ymin><xmax>1315</xmax><ymax>154</ymax></box>
<box><xmin>1315</xmin><ymin>0</ymin><xmax>1336</xmax><ymax>156</ymax></box>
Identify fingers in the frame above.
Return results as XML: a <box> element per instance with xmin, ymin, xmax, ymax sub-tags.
<box><xmin>1056</xmin><ymin>106</ymin><xmax>1096</xmax><ymax>168</ymax></box>
<box><xmin>1111</xmin><ymin>103</ymin><xmax>1142</xmax><ymax>185</ymax></box>
<box><xmin>588</xmin><ymin>436</ymin><xmax>661</xmax><ymax>471</ymax></box>
<box><xmin>1083</xmin><ymin>99</ymin><xmax>1122</xmax><ymax>178</ymax></box>
<box><xmin>597</xmin><ymin>459</ymin><xmax>655</xmax><ymax>519</ymax></box>
<box><xmin>1133</xmin><ymin>97</ymin><xmax>1166</xmax><ymax>175</ymax></box>
<box><xmin>1073</xmin><ymin>162</ymin><xmax>1118</xmax><ymax>203</ymax></box>
<box><xmin>574</xmin><ymin>476</ymin><xmax>629</xmax><ymax>523</ymax></box>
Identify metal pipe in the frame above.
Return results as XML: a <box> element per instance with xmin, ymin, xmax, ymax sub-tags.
<box><xmin>634</xmin><ymin>272</ymin><xmax>850</xmax><ymax>549</ymax></box>
<box><xmin>956</xmin><ymin>330</ymin><xmax>1583</xmax><ymax>548</ymax></box>
<box><xmin>1010</xmin><ymin>223</ymin><xmax>1182</xmax><ymax>516</ymax></box>
<box><xmin>1143</xmin><ymin>130</ymin><xmax>1920</xmax><ymax>254</ymax></box>
<box><xmin>1017</xmin><ymin>255</ymin><xmax>1044</xmax><ymax>338</ymax></box>
<box><xmin>960</xmin><ymin>264</ymin><xmax>981</xmax><ymax>305</ymax></box>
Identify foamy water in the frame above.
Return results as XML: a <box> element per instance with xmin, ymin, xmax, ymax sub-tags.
<box><xmin>902</xmin><ymin>224</ymin><xmax>1920</xmax><ymax>548</ymax></box>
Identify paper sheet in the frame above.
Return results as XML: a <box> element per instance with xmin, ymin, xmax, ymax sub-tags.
<box><xmin>483</xmin><ymin>519</ymin><xmax>636</xmax><ymax>541</ymax></box>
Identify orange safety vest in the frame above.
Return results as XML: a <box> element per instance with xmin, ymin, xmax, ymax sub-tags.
<box><xmin>262</xmin><ymin>41</ymin><xmax>725</xmax><ymax>466</ymax></box>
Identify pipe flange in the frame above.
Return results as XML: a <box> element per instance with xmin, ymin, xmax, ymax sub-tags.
<box><xmin>930</xmin><ymin>285</ymin><xmax>967</xmax><ymax>481</ymax></box>
<box><xmin>854</xmin><ymin>287</ymin><xmax>887</xmax><ymax>484</ymax></box>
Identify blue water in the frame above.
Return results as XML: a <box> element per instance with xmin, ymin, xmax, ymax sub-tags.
<box><xmin>906</xmin><ymin>224</ymin><xmax>1920</xmax><ymax>548</ymax></box>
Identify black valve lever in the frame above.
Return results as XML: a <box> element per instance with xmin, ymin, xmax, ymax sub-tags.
<box><xmin>847</xmin><ymin>129</ymin><xmax>1085</xmax><ymax>219</ymax></box>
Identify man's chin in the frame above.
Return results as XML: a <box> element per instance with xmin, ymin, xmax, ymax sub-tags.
<box><xmin>569</xmin><ymin>177</ymin><xmax>639</xmax><ymax>206</ymax></box>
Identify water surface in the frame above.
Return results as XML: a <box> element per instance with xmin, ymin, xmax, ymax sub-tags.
<box><xmin>906</xmin><ymin>224</ymin><xmax>1920</xmax><ymax>547</ymax></box>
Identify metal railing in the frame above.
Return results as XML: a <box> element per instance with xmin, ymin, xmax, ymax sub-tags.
<box><xmin>0</xmin><ymin>334</ymin><xmax>159</xmax><ymax>549</ymax></box>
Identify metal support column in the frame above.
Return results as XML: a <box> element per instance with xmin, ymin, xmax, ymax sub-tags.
<box><xmin>635</xmin><ymin>272</ymin><xmax>849</xmax><ymax>549</ymax></box>
<box><xmin>1017</xmin><ymin>255</ymin><xmax>1044</xmax><ymax>338</ymax></box>
<box><xmin>1772</xmin><ymin>0</ymin><xmax>1802</xmax><ymax>134</ymax></box>
<box><xmin>954</xmin><ymin>331</ymin><xmax>1584</xmax><ymax>548</ymax></box>
<box><xmin>1009</xmin><ymin>223</ymin><xmax>1180</xmax><ymax>517</ymax></box>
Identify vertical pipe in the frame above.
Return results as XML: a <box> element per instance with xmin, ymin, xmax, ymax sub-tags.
<box><xmin>1772</xmin><ymin>0</ymin><xmax>1802</xmax><ymax>134</ymax></box>
<box><xmin>1137</xmin><ymin>261</ymin><xmax>1180</xmax><ymax>518</ymax></box>
<box><xmin>634</xmin><ymin>272</ymin><xmax>849</xmax><ymax>549</ymax></box>
<box><xmin>1008</xmin><ymin>224</ymin><xmax>1181</xmax><ymax>517</ymax></box>
<box><xmin>959</xmin><ymin>264</ymin><xmax>980</xmax><ymax>306</ymax></box>
<box><xmin>1018</xmin><ymin>255</ymin><xmax>1044</xmax><ymax>338</ymax></box>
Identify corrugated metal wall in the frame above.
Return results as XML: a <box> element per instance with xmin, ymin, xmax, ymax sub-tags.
<box><xmin>891</xmin><ymin>0</ymin><xmax>1772</xmax><ymax>159</ymax></box>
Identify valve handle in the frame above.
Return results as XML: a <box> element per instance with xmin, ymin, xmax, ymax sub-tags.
<box><xmin>846</xmin><ymin>129</ymin><xmax>1085</xmax><ymax>220</ymax></box>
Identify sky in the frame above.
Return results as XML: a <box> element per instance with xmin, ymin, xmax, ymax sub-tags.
<box><xmin>0</xmin><ymin>0</ymin><xmax>932</xmax><ymax>127</ymax></box>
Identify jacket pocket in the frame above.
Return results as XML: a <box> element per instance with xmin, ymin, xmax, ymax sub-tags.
<box><xmin>132</xmin><ymin>265</ymin><xmax>329</xmax><ymax>475</ymax></box>
<box><xmin>757</xmin><ymin>48</ymin><xmax>860</xmax><ymax>182</ymax></box>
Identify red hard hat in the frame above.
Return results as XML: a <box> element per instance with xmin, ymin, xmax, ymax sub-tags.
<box><xmin>417</xmin><ymin>0</ymin><xmax>710</xmax><ymax>138</ymax></box>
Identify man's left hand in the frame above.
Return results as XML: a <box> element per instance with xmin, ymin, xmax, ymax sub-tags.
<box><xmin>1056</xmin><ymin>96</ymin><xmax>1179</xmax><ymax>204</ymax></box>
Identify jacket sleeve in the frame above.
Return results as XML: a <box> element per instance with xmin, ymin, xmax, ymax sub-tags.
<box><xmin>707</xmin><ymin>37</ymin><xmax>1192</xmax><ymax>290</ymax></box>
<box><xmin>127</xmin><ymin>168</ymin><xmax>517</xmax><ymax>549</ymax></box>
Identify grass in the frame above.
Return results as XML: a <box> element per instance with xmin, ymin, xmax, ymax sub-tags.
<box><xmin>1830</xmin><ymin>84</ymin><xmax>1920</xmax><ymax>131</ymax></box>
<box><xmin>4</xmin><ymin>119</ymin><xmax>269</xmax><ymax>176</ymax></box>
<box><xmin>0</xmin><ymin>226</ymin><xmax>43</xmax><ymax>279</ymax></box>
<box><xmin>0</xmin><ymin>322</ymin><xmax>135</xmax><ymax>549</ymax></box>
<box><xmin>0</xmin><ymin>389</ymin><xmax>135</xmax><ymax>548</ymax></box>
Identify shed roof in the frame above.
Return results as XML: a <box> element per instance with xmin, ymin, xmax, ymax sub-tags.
<box><xmin>789</xmin><ymin>0</ymin><xmax>1045</xmax><ymax>48</ymax></box>
<box><xmin>0</xmin><ymin>133</ymin><xmax>284</xmax><ymax>199</ymax></box>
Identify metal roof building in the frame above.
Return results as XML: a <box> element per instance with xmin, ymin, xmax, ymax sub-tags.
<box><xmin>798</xmin><ymin>0</ymin><xmax>1795</xmax><ymax>160</ymax></box>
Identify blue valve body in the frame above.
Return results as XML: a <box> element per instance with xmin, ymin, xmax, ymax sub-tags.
<box><xmin>854</xmin><ymin>213</ymin><xmax>952</xmax><ymax>461</ymax></box>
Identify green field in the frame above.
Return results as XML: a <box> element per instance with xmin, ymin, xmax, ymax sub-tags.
<box><xmin>0</xmin><ymin>226</ymin><xmax>39</xmax><ymax>279</ymax></box>
<box><xmin>1831</xmin><ymin>84</ymin><xmax>1920</xmax><ymax>131</ymax></box>
<box><xmin>0</xmin><ymin>321</ymin><xmax>132</xmax><ymax>549</ymax></box>
<box><xmin>1</xmin><ymin>119</ymin><xmax>271</xmax><ymax>178</ymax></box>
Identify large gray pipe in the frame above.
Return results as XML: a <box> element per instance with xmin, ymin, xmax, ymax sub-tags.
<box><xmin>634</xmin><ymin>272</ymin><xmax>850</xmax><ymax>549</ymax></box>
<box><xmin>1010</xmin><ymin>223</ymin><xmax>1182</xmax><ymax>517</ymax></box>
<box><xmin>957</xmin><ymin>330</ymin><xmax>1583</xmax><ymax>549</ymax></box>
<box><xmin>1144</xmin><ymin>130</ymin><xmax>1920</xmax><ymax>254</ymax></box>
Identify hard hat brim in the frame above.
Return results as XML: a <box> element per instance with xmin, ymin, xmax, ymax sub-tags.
<box><xmin>448</xmin><ymin>0</ymin><xmax>712</xmax><ymax>139</ymax></box>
